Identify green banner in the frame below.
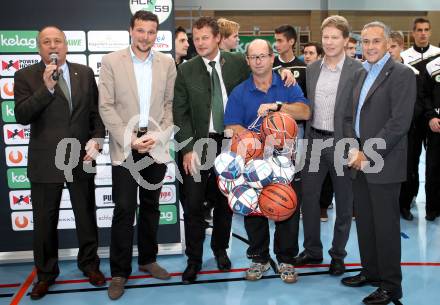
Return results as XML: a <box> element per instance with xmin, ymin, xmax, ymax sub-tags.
<box><xmin>236</xmin><ymin>35</ymin><xmax>276</xmax><ymax>54</ymax></box>
<box><xmin>0</xmin><ymin>31</ymin><xmax>38</xmax><ymax>53</ymax></box>
<box><xmin>2</xmin><ymin>101</ymin><xmax>15</xmax><ymax>123</ymax></box>
<box><xmin>159</xmin><ymin>205</ymin><xmax>177</xmax><ymax>225</ymax></box>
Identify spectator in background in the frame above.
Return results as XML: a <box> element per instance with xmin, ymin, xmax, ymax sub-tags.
<box><xmin>345</xmin><ymin>37</ymin><xmax>358</xmax><ymax>59</ymax></box>
<box><xmin>175</xmin><ymin>26</ymin><xmax>189</xmax><ymax>67</ymax></box>
<box><xmin>218</xmin><ymin>18</ymin><xmax>240</xmax><ymax>51</ymax></box>
<box><xmin>303</xmin><ymin>42</ymin><xmax>324</xmax><ymax>65</ymax></box>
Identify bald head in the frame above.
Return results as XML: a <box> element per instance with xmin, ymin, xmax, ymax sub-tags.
<box><xmin>245</xmin><ymin>39</ymin><xmax>274</xmax><ymax>78</ymax></box>
<box><xmin>246</xmin><ymin>39</ymin><xmax>273</xmax><ymax>56</ymax></box>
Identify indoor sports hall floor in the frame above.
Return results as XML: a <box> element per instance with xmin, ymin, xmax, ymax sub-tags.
<box><xmin>1</xmin><ymin>154</ymin><xmax>439</xmax><ymax>305</ymax></box>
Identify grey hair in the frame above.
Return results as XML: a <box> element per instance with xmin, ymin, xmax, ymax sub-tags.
<box><xmin>362</xmin><ymin>21</ymin><xmax>391</xmax><ymax>39</ymax></box>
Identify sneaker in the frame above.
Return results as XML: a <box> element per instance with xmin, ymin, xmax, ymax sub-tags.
<box><xmin>320</xmin><ymin>208</ymin><xmax>328</xmax><ymax>222</ymax></box>
<box><xmin>245</xmin><ymin>262</ymin><xmax>270</xmax><ymax>281</ymax></box>
<box><xmin>278</xmin><ymin>263</ymin><xmax>298</xmax><ymax>283</ymax></box>
<box><xmin>108</xmin><ymin>277</ymin><xmax>127</xmax><ymax>300</ymax></box>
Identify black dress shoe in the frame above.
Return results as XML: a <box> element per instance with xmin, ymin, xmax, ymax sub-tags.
<box><xmin>182</xmin><ymin>264</ymin><xmax>201</xmax><ymax>284</ymax></box>
<box><xmin>294</xmin><ymin>251</ymin><xmax>323</xmax><ymax>266</ymax></box>
<box><xmin>341</xmin><ymin>273</ymin><xmax>380</xmax><ymax>287</ymax></box>
<box><xmin>426</xmin><ymin>211</ymin><xmax>437</xmax><ymax>221</ymax></box>
<box><xmin>363</xmin><ymin>288</ymin><xmax>400</xmax><ymax>305</ymax></box>
<box><xmin>400</xmin><ymin>208</ymin><xmax>414</xmax><ymax>221</ymax></box>
<box><xmin>329</xmin><ymin>258</ymin><xmax>345</xmax><ymax>276</ymax></box>
<box><xmin>215</xmin><ymin>252</ymin><xmax>231</xmax><ymax>271</ymax></box>
<box><xmin>30</xmin><ymin>280</ymin><xmax>53</xmax><ymax>300</ymax></box>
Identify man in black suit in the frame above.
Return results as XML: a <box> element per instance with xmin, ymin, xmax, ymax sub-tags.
<box><xmin>342</xmin><ymin>21</ymin><xmax>416</xmax><ymax>305</ymax></box>
<box><xmin>14</xmin><ymin>26</ymin><xmax>106</xmax><ymax>300</ymax></box>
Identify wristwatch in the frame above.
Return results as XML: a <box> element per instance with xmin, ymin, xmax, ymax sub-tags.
<box><xmin>275</xmin><ymin>101</ymin><xmax>283</xmax><ymax>111</ymax></box>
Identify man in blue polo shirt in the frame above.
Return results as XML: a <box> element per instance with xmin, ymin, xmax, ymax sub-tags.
<box><xmin>224</xmin><ymin>39</ymin><xmax>310</xmax><ymax>283</ymax></box>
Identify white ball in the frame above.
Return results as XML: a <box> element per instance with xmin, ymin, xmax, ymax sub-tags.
<box><xmin>267</xmin><ymin>155</ymin><xmax>295</xmax><ymax>183</ymax></box>
<box><xmin>217</xmin><ymin>175</ymin><xmax>246</xmax><ymax>197</ymax></box>
<box><xmin>228</xmin><ymin>184</ymin><xmax>259</xmax><ymax>216</ymax></box>
<box><xmin>214</xmin><ymin>151</ymin><xmax>245</xmax><ymax>180</ymax></box>
<box><xmin>243</xmin><ymin>159</ymin><xmax>274</xmax><ymax>189</ymax></box>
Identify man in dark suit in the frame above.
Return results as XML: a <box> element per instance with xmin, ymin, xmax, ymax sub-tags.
<box><xmin>297</xmin><ymin>15</ymin><xmax>362</xmax><ymax>275</ymax></box>
<box><xmin>14</xmin><ymin>26</ymin><xmax>106</xmax><ymax>300</ymax></box>
<box><xmin>341</xmin><ymin>22</ymin><xmax>416</xmax><ymax>305</ymax></box>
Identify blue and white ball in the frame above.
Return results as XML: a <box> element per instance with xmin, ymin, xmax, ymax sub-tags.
<box><xmin>214</xmin><ymin>151</ymin><xmax>245</xmax><ymax>180</ymax></box>
<box><xmin>217</xmin><ymin>175</ymin><xmax>246</xmax><ymax>197</ymax></box>
<box><xmin>243</xmin><ymin>159</ymin><xmax>274</xmax><ymax>189</ymax></box>
<box><xmin>228</xmin><ymin>184</ymin><xmax>259</xmax><ymax>216</ymax></box>
<box><xmin>268</xmin><ymin>155</ymin><xmax>295</xmax><ymax>183</ymax></box>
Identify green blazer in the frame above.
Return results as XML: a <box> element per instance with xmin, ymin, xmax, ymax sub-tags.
<box><xmin>173</xmin><ymin>51</ymin><xmax>250</xmax><ymax>155</ymax></box>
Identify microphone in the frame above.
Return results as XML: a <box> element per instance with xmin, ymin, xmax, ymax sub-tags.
<box><xmin>49</xmin><ymin>53</ymin><xmax>60</xmax><ymax>81</ymax></box>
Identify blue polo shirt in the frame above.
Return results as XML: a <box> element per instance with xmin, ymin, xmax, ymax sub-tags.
<box><xmin>224</xmin><ymin>72</ymin><xmax>308</xmax><ymax>132</ymax></box>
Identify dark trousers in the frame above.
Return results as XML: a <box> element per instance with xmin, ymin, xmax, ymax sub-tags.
<box><xmin>425</xmin><ymin>130</ymin><xmax>440</xmax><ymax>214</ymax></box>
<box><xmin>181</xmin><ymin>136</ymin><xmax>233</xmax><ymax>265</ymax></box>
<box><xmin>399</xmin><ymin>119</ymin><xmax>425</xmax><ymax>210</ymax></box>
<box><xmin>301</xmin><ymin>130</ymin><xmax>353</xmax><ymax>259</ymax></box>
<box><xmin>353</xmin><ymin>172</ymin><xmax>402</xmax><ymax>297</ymax></box>
<box><xmin>110</xmin><ymin>151</ymin><xmax>167</xmax><ymax>278</ymax></box>
<box><xmin>31</xmin><ymin>178</ymin><xmax>100</xmax><ymax>282</ymax></box>
<box><xmin>320</xmin><ymin>173</ymin><xmax>334</xmax><ymax>209</ymax></box>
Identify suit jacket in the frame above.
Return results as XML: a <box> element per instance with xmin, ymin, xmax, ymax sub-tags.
<box><xmin>14</xmin><ymin>61</ymin><xmax>105</xmax><ymax>183</ymax></box>
<box><xmin>305</xmin><ymin>56</ymin><xmax>363</xmax><ymax>142</ymax></box>
<box><xmin>344</xmin><ymin>57</ymin><xmax>416</xmax><ymax>184</ymax></box>
<box><xmin>98</xmin><ymin>48</ymin><xmax>176</xmax><ymax>164</ymax></box>
<box><xmin>173</xmin><ymin>51</ymin><xmax>250</xmax><ymax>155</ymax></box>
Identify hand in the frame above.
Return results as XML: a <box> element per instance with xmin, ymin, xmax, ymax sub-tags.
<box><xmin>83</xmin><ymin>139</ymin><xmax>100</xmax><ymax>162</ymax></box>
<box><xmin>131</xmin><ymin>134</ymin><xmax>155</xmax><ymax>153</ymax></box>
<box><xmin>43</xmin><ymin>64</ymin><xmax>59</xmax><ymax>91</ymax></box>
<box><xmin>257</xmin><ymin>103</ymin><xmax>277</xmax><ymax>117</ymax></box>
<box><xmin>347</xmin><ymin>148</ymin><xmax>368</xmax><ymax>171</ymax></box>
<box><xmin>279</xmin><ymin>69</ymin><xmax>296</xmax><ymax>87</ymax></box>
<box><xmin>429</xmin><ymin>118</ymin><xmax>440</xmax><ymax>133</ymax></box>
<box><xmin>182</xmin><ymin>151</ymin><xmax>200</xmax><ymax>176</ymax></box>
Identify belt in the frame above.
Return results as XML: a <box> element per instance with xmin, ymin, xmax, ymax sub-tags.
<box><xmin>136</xmin><ymin>127</ymin><xmax>148</xmax><ymax>136</ymax></box>
<box><xmin>311</xmin><ymin>127</ymin><xmax>334</xmax><ymax>136</ymax></box>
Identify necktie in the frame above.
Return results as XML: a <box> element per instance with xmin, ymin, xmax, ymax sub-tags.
<box><xmin>58</xmin><ymin>69</ymin><xmax>72</xmax><ymax>113</ymax></box>
<box><xmin>208</xmin><ymin>61</ymin><xmax>224</xmax><ymax>134</ymax></box>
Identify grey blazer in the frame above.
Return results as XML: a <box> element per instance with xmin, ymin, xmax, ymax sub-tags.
<box><xmin>305</xmin><ymin>56</ymin><xmax>363</xmax><ymax>142</ymax></box>
<box><xmin>344</xmin><ymin>57</ymin><xmax>416</xmax><ymax>184</ymax></box>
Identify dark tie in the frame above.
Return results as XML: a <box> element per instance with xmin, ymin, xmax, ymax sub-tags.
<box><xmin>208</xmin><ymin>61</ymin><xmax>224</xmax><ymax>134</ymax></box>
<box><xmin>58</xmin><ymin>69</ymin><xmax>72</xmax><ymax>113</ymax></box>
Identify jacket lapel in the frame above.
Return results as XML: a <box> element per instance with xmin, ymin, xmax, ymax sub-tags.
<box><xmin>121</xmin><ymin>47</ymin><xmax>140</xmax><ymax>107</ymax></box>
<box><xmin>334</xmin><ymin>57</ymin><xmax>351</xmax><ymax>110</ymax></box>
<box><xmin>308</xmin><ymin>59</ymin><xmax>322</xmax><ymax>111</ymax></box>
<box><xmin>67</xmin><ymin>62</ymin><xmax>79</xmax><ymax>112</ymax></box>
<box><xmin>149</xmin><ymin>54</ymin><xmax>161</xmax><ymax>124</ymax></box>
<box><xmin>363</xmin><ymin>57</ymin><xmax>394</xmax><ymax>105</ymax></box>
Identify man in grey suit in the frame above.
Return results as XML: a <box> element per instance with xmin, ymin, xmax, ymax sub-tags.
<box><xmin>296</xmin><ymin>15</ymin><xmax>362</xmax><ymax>275</ymax></box>
<box><xmin>341</xmin><ymin>22</ymin><xmax>416</xmax><ymax>305</ymax></box>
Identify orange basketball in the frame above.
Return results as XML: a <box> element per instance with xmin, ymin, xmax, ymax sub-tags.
<box><xmin>258</xmin><ymin>183</ymin><xmax>297</xmax><ymax>222</ymax></box>
<box><xmin>230</xmin><ymin>130</ymin><xmax>264</xmax><ymax>163</ymax></box>
<box><xmin>260</xmin><ymin>112</ymin><xmax>298</xmax><ymax>149</ymax></box>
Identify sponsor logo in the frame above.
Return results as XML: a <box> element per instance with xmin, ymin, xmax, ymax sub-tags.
<box><xmin>59</xmin><ymin>188</ymin><xmax>72</xmax><ymax>209</ymax></box>
<box><xmin>5</xmin><ymin>146</ymin><xmax>28</xmax><ymax>166</ymax></box>
<box><xmin>3</xmin><ymin>124</ymin><xmax>30</xmax><ymax>144</ymax></box>
<box><xmin>0</xmin><ymin>78</ymin><xmax>14</xmax><ymax>99</ymax></box>
<box><xmin>11</xmin><ymin>211</ymin><xmax>33</xmax><ymax>231</ymax></box>
<box><xmin>435</xmin><ymin>74</ymin><xmax>440</xmax><ymax>82</ymax></box>
<box><xmin>294</xmin><ymin>70</ymin><xmax>300</xmax><ymax>78</ymax></box>
<box><xmin>57</xmin><ymin>210</ymin><xmax>76</xmax><ymax>229</ymax></box>
<box><xmin>7</xmin><ymin>168</ymin><xmax>30</xmax><ymax>189</ymax></box>
<box><xmin>0</xmin><ymin>31</ymin><xmax>38</xmax><ymax>53</ymax></box>
<box><xmin>95</xmin><ymin>187</ymin><xmax>114</xmax><ymax>207</ymax></box>
<box><xmin>0</xmin><ymin>55</ymin><xmax>40</xmax><ymax>76</ymax></box>
<box><xmin>66</xmin><ymin>54</ymin><xmax>87</xmax><ymax>65</ymax></box>
<box><xmin>95</xmin><ymin>165</ymin><xmax>112</xmax><ymax>186</ymax></box>
<box><xmin>129</xmin><ymin>0</ymin><xmax>173</xmax><ymax>24</ymax></box>
<box><xmin>159</xmin><ymin>205</ymin><xmax>177</xmax><ymax>225</ymax></box>
<box><xmin>64</xmin><ymin>31</ymin><xmax>86</xmax><ymax>52</ymax></box>
<box><xmin>96</xmin><ymin>208</ymin><xmax>137</xmax><ymax>228</ymax></box>
<box><xmin>152</xmin><ymin>31</ymin><xmax>172</xmax><ymax>51</ymax></box>
<box><xmin>87</xmin><ymin>31</ymin><xmax>129</xmax><ymax>52</ymax></box>
<box><xmin>88</xmin><ymin>54</ymin><xmax>105</xmax><ymax>76</ymax></box>
<box><xmin>1</xmin><ymin>100</ymin><xmax>15</xmax><ymax>123</ymax></box>
<box><xmin>159</xmin><ymin>184</ymin><xmax>176</xmax><ymax>204</ymax></box>
<box><xmin>163</xmin><ymin>163</ymin><xmax>175</xmax><ymax>183</ymax></box>
<box><xmin>9</xmin><ymin>190</ymin><xmax>32</xmax><ymax>210</ymax></box>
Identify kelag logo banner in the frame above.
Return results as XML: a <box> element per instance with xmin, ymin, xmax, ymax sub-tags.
<box><xmin>0</xmin><ymin>31</ymin><xmax>38</xmax><ymax>53</ymax></box>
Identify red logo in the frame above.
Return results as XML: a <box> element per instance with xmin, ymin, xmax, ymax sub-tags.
<box><xmin>2</xmin><ymin>60</ymin><xmax>19</xmax><ymax>71</ymax></box>
<box><xmin>14</xmin><ymin>216</ymin><xmax>29</xmax><ymax>228</ymax></box>
<box><xmin>8</xmin><ymin>150</ymin><xmax>23</xmax><ymax>163</ymax></box>
<box><xmin>2</xmin><ymin>82</ymin><xmax>14</xmax><ymax>97</ymax></box>
<box><xmin>7</xmin><ymin>128</ymin><xmax>24</xmax><ymax>139</ymax></box>
<box><xmin>160</xmin><ymin>186</ymin><xmax>174</xmax><ymax>202</ymax></box>
<box><xmin>13</xmin><ymin>195</ymin><xmax>31</xmax><ymax>205</ymax></box>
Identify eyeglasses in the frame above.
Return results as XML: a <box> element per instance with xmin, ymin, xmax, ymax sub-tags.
<box><xmin>246</xmin><ymin>53</ymin><xmax>273</xmax><ymax>62</ymax></box>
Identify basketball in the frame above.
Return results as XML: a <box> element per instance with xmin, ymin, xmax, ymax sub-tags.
<box><xmin>228</xmin><ymin>184</ymin><xmax>259</xmax><ymax>216</ymax></box>
<box><xmin>259</xmin><ymin>183</ymin><xmax>297</xmax><ymax>221</ymax></box>
<box><xmin>217</xmin><ymin>175</ymin><xmax>246</xmax><ymax>197</ymax></box>
<box><xmin>230</xmin><ymin>130</ymin><xmax>264</xmax><ymax>163</ymax></box>
<box><xmin>242</xmin><ymin>159</ymin><xmax>274</xmax><ymax>189</ymax></box>
<box><xmin>214</xmin><ymin>151</ymin><xmax>245</xmax><ymax>180</ymax></box>
<box><xmin>260</xmin><ymin>112</ymin><xmax>298</xmax><ymax>149</ymax></box>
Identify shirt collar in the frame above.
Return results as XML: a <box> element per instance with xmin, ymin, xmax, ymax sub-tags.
<box><xmin>129</xmin><ymin>46</ymin><xmax>154</xmax><ymax>63</ymax></box>
<box><xmin>321</xmin><ymin>54</ymin><xmax>345</xmax><ymax>71</ymax></box>
<box><xmin>202</xmin><ymin>49</ymin><xmax>221</xmax><ymax>68</ymax></box>
<box><xmin>363</xmin><ymin>52</ymin><xmax>390</xmax><ymax>72</ymax></box>
<box><xmin>249</xmin><ymin>71</ymin><xmax>280</xmax><ymax>92</ymax></box>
